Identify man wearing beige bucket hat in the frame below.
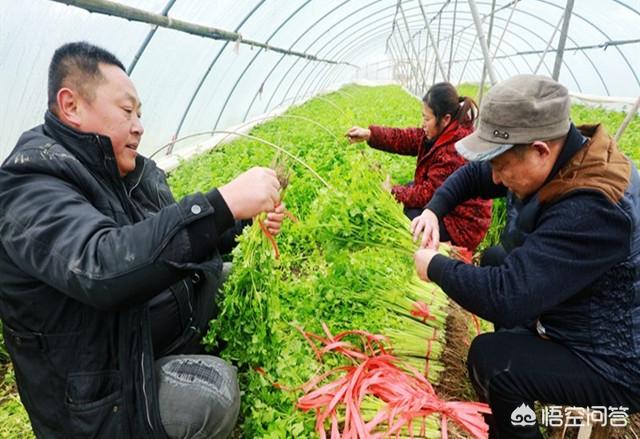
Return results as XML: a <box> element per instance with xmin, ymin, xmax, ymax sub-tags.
<box><xmin>412</xmin><ymin>74</ymin><xmax>640</xmax><ymax>438</ymax></box>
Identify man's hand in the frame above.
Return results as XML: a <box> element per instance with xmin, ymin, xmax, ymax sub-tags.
<box><xmin>263</xmin><ymin>203</ymin><xmax>286</xmax><ymax>236</ymax></box>
<box><xmin>410</xmin><ymin>209</ymin><xmax>440</xmax><ymax>249</ymax></box>
<box><xmin>345</xmin><ymin>126</ymin><xmax>371</xmax><ymax>144</ymax></box>
<box><xmin>414</xmin><ymin>248</ymin><xmax>439</xmax><ymax>282</ymax></box>
<box><xmin>219</xmin><ymin>167</ymin><xmax>281</xmax><ymax>220</ymax></box>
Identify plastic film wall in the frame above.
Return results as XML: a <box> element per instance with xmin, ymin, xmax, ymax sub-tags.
<box><xmin>1</xmin><ymin>0</ymin><xmax>639</xmax><ymax>160</ymax></box>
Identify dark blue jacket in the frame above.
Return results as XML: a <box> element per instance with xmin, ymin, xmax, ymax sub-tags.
<box><xmin>426</xmin><ymin>124</ymin><xmax>640</xmax><ymax>394</ymax></box>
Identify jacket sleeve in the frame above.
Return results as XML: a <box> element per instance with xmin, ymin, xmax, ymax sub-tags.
<box><xmin>426</xmin><ymin>192</ymin><xmax>631</xmax><ymax>328</ymax></box>
<box><xmin>218</xmin><ymin>219</ymin><xmax>252</xmax><ymax>255</ymax></box>
<box><xmin>426</xmin><ymin>161</ymin><xmax>507</xmax><ymax>214</ymax></box>
<box><xmin>0</xmin><ymin>170</ymin><xmax>235</xmax><ymax>311</ymax></box>
<box><xmin>391</xmin><ymin>144</ymin><xmax>466</xmax><ymax>208</ymax></box>
<box><xmin>367</xmin><ymin>126</ymin><xmax>424</xmax><ymax>156</ymax></box>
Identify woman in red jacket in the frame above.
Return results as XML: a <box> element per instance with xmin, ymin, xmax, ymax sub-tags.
<box><xmin>346</xmin><ymin>82</ymin><xmax>492</xmax><ymax>251</ymax></box>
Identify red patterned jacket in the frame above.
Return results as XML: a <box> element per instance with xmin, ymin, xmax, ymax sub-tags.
<box><xmin>368</xmin><ymin>120</ymin><xmax>492</xmax><ymax>251</ymax></box>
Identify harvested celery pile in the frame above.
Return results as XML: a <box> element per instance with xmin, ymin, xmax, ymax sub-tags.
<box><xmin>170</xmin><ymin>84</ymin><xmax>474</xmax><ymax>438</ymax></box>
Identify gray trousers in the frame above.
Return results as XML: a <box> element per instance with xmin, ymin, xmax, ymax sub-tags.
<box><xmin>155</xmin><ymin>263</ymin><xmax>239</xmax><ymax>439</ymax></box>
<box><xmin>156</xmin><ymin>356</ymin><xmax>240</xmax><ymax>438</ymax></box>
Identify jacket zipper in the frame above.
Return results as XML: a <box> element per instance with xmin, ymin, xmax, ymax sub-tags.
<box><xmin>126</xmin><ymin>160</ymin><xmax>146</xmax><ymax>198</ymax></box>
<box><xmin>91</xmin><ymin>135</ymin><xmax>161</xmax><ymax>435</ymax></box>
<box><xmin>141</xmin><ymin>350</ymin><xmax>154</xmax><ymax>431</ymax></box>
<box><xmin>183</xmin><ymin>279</ymin><xmax>197</xmax><ymax>333</ymax></box>
<box><xmin>95</xmin><ymin>135</ymin><xmax>137</xmax><ymax>222</ymax></box>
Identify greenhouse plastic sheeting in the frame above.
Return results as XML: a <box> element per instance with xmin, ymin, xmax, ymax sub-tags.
<box><xmin>1</xmin><ymin>0</ymin><xmax>639</xmax><ymax>161</ymax></box>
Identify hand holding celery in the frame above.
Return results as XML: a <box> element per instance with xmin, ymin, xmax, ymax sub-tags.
<box><xmin>218</xmin><ymin>166</ymin><xmax>281</xmax><ymax>219</ymax></box>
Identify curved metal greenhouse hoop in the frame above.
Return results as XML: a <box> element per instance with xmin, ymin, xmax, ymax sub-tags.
<box><xmin>535</xmin><ymin>0</ymin><xmax>640</xmax><ymax>89</ymax></box>
<box><xmin>305</xmin><ymin>11</ymin><xmax>583</xmax><ymax>102</ymax></box>
<box><xmin>312</xmin><ymin>96</ymin><xmax>352</xmax><ymax>122</ymax></box>
<box><xmin>262</xmin><ymin>0</ymin><xmax>388</xmax><ymax>114</ymax></box>
<box><xmin>151</xmin><ymin>130</ymin><xmax>332</xmax><ymax>190</ymax></box>
<box><xmin>127</xmin><ymin>0</ymin><xmax>177</xmax><ymax>75</ymax></box>
<box><xmin>272</xmin><ymin>2</ymin><xmax>518</xmax><ymax>106</ymax></box>
<box><xmin>219</xmin><ymin>114</ymin><xmax>341</xmax><ymax>145</ymax></box>
<box><xmin>240</xmin><ymin>0</ymin><xmax>355</xmax><ymax>123</ymax></box>
<box><xmin>311</xmin><ymin>21</ymin><xmax>526</xmax><ymax>95</ymax></box>
<box><xmin>170</xmin><ymin>1</ymin><xmax>267</xmax><ymax>145</ymax></box>
<box><xmin>262</xmin><ymin>0</ymin><xmax>634</xmax><ymax>109</ymax></box>
<box><xmin>333</xmin><ymin>89</ymin><xmax>357</xmax><ymax>100</ymax></box>
<box><xmin>304</xmin><ymin>8</ymin><xmax>596</xmax><ymax>101</ymax></box>
<box><xmin>312</xmin><ymin>15</ymin><xmax>578</xmax><ymax>96</ymax></box>
<box><xmin>75</xmin><ymin>0</ymin><xmax>640</xmax><ymax>143</ymax></box>
<box><xmin>276</xmin><ymin>4</ymin><xmax>570</xmax><ymax>108</ymax></box>
<box><xmin>212</xmin><ymin>1</ymin><xmax>352</xmax><ymax>132</ymax></box>
<box><xmin>152</xmin><ymin>112</ymin><xmax>341</xmax><ymax>159</ymax></box>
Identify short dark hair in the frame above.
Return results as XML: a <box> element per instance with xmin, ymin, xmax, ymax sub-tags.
<box><xmin>48</xmin><ymin>42</ymin><xmax>126</xmax><ymax>112</ymax></box>
<box><xmin>510</xmin><ymin>134</ymin><xmax>568</xmax><ymax>159</ymax></box>
<box><xmin>423</xmin><ymin>82</ymin><xmax>478</xmax><ymax>126</ymax></box>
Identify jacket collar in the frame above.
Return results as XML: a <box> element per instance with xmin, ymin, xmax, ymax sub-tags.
<box><xmin>538</xmin><ymin>124</ymin><xmax>631</xmax><ymax>205</ymax></box>
<box><xmin>516</xmin><ymin>123</ymin><xmax>587</xmax><ymax>204</ymax></box>
<box><xmin>43</xmin><ymin>111</ymin><xmax>122</xmax><ymax>179</ymax></box>
<box><xmin>425</xmin><ymin>119</ymin><xmax>471</xmax><ymax>151</ymax></box>
<box><xmin>542</xmin><ymin>123</ymin><xmax>587</xmax><ymax>187</ymax></box>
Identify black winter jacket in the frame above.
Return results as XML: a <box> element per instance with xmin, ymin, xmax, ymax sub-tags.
<box><xmin>0</xmin><ymin>111</ymin><xmax>239</xmax><ymax>438</ymax></box>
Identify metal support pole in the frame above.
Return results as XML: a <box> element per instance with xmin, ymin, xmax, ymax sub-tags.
<box><xmin>492</xmin><ymin>0</ymin><xmax>518</xmax><ymax>61</ymax></box>
<box><xmin>264</xmin><ymin>0</ymin><xmax>381</xmax><ymax>113</ymax></box>
<box><xmin>433</xmin><ymin>11</ymin><xmax>442</xmax><ymax>84</ymax></box>
<box><xmin>393</xmin><ymin>26</ymin><xmax>419</xmax><ymax>92</ymax></box>
<box><xmin>468</xmin><ymin>0</ymin><xmax>498</xmax><ymax>85</ymax></box>
<box><xmin>395</xmin><ymin>54</ymin><xmax>409</xmax><ymax>86</ymax></box>
<box><xmin>51</xmin><ymin>0</ymin><xmax>346</xmax><ymax>64</ymax></box>
<box><xmin>388</xmin><ymin>44</ymin><xmax>399</xmax><ymax>82</ymax></box>
<box><xmin>392</xmin><ymin>37</ymin><xmax>413</xmax><ymax>89</ymax></box>
<box><xmin>478</xmin><ymin>0</ymin><xmax>496</xmax><ymax>105</ymax></box>
<box><xmin>534</xmin><ymin>13</ymin><xmax>564</xmax><ymax>74</ymax></box>
<box><xmin>400</xmin><ymin>5</ymin><xmax>428</xmax><ymax>91</ymax></box>
<box><xmin>241</xmin><ymin>0</ymin><xmax>351</xmax><ymax>123</ymax></box>
<box><xmin>447</xmin><ymin>0</ymin><xmax>458</xmax><ymax>80</ymax></box>
<box><xmin>553</xmin><ymin>0</ymin><xmax>575</xmax><ymax>80</ymax></box>
<box><xmin>416</xmin><ymin>30</ymin><xmax>423</xmax><ymax>93</ymax></box>
<box><xmin>172</xmin><ymin>0</ymin><xmax>266</xmax><ymax>146</ymax></box>
<box><xmin>127</xmin><ymin>0</ymin><xmax>176</xmax><ymax>74</ymax></box>
<box><xmin>388</xmin><ymin>39</ymin><xmax>405</xmax><ymax>85</ymax></box>
<box><xmin>615</xmin><ymin>96</ymin><xmax>640</xmax><ymax>142</ymax></box>
<box><xmin>423</xmin><ymin>26</ymin><xmax>430</xmax><ymax>86</ymax></box>
<box><xmin>385</xmin><ymin>0</ymin><xmax>402</xmax><ymax>54</ymax></box>
<box><xmin>396</xmin><ymin>45</ymin><xmax>412</xmax><ymax>89</ymax></box>
<box><xmin>457</xmin><ymin>35</ymin><xmax>478</xmax><ymax>86</ymax></box>
<box><xmin>417</xmin><ymin>0</ymin><xmax>447</xmax><ymax>81</ymax></box>
<box><xmin>450</xmin><ymin>14</ymin><xmax>467</xmax><ymax>75</ymax></box>
<box><xmin>213</xmin><ymin>1</ymin><xmax>318</xmax><ymax>131</ymax></box>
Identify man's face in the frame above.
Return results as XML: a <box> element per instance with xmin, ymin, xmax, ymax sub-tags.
<box><xmin>489</xmin><ymin>143</ymin><xmax>551</xmax><ymax>199</ymax></box>
<box><xmin>75</xmin><ymin>63</ymin><xmax>144</xmax><ymax>176</ymax></box>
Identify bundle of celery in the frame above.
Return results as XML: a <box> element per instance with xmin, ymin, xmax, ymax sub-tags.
<box><xmin>170</xmin><ymin>85</ymin><xmax>476</xmax><ymax>438</ymax></box>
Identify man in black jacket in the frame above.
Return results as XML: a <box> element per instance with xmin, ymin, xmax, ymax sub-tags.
<box><xmin>411</xmin><ymin>75</ymin><xmax>640</xmax><ymax>438</ymax></box>
<box><xmin>0</xmin><ymin>42</ymin><xmax>285</xmax><ymax>438</ymax></box>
